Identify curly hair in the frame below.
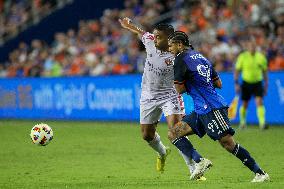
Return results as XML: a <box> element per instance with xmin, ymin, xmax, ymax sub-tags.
<box><xmin>153</xmin><ymin>23</ymin><xmax>174</xmax><ymax>37</ymax></box>
<box><xmin>168</xmin><ymin>31</ymin><xmax>194</xmax><ymax>49</ymax></box>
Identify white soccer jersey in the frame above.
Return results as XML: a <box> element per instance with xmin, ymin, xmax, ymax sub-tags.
<box><xmin>140</xmin><ymin>32</ymin><xmax>177</xmax><ymax>101</ymax></box>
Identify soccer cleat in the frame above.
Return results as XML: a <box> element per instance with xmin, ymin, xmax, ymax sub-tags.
<box><xmin>239</xmin><ymin>124</ymin><xmax>247</xmax><ymax>130</ymax></box>
<box><xmin>156</xmin><ymin>147</ymin><xmax>171</xmax><ymax>173</ymax></box>
<box><xmin>251</xmin><ymin>173</ymin><xmax>270</xmax><ymax>183</ymax></box>
<box><xmin>260</xmin><ymin>124</ymin><xmax>269</xmax><ymax>130</ymax></box>
<box><xmin>190</xmin><ymin>158</ymin><xmax>212</xmax><ymax>180</ymax></box>
<box><xmin>196</xmin><ymin>175</ymin><xmax>207</xmax><ymax>181</ymax></box>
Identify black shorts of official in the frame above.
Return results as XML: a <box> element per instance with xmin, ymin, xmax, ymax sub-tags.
<box><xmin>182</xmin><ymin>108</ymin><xmax>235</xmax><ymax>141</ymax></box>
<box><xmin>241</xmin><ymin>81</ymin><xmax>264</xmax><ymax>101</ymax></box>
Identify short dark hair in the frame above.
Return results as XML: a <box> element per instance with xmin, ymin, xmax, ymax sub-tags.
<box><xmin>153</xmin><ymin>23</ymin><xmax>174</xmax><ymax>37</ymax></box>
<box><xmin>168</xmin><ymin>31</ymin><xmax>194</xmax><ymax>49</ymax></box>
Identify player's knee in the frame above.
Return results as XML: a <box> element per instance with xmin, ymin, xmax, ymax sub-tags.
<box><xmin>220</xmin><ymin>140</ymin><xmax>231</xmax><ymax>152</ymax></box>
<box><xmin>242</xmin><ymin>101</ymin><xmax>249</xmax><ymax>108</ymax></box>
<box><xmin>255</xmin><ymin>98</ymin><xmax>263</xmax><ymax>106</ymax></box>
<box><xmin>142</xmin><ymin>131</ymin><xmax>155</xmax><ymax>142</ymax></box>
<box><xmin>141</xmin><ymin>125</ymin><xmax>156</xmax><ymax>142</ymax></box>
<box><xmin>219</xmin><ymin>135</ymin><xmax>235</xmax><ymax>152</ymax></box>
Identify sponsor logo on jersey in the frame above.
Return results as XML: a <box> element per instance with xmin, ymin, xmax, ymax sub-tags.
<box><xmin>146</xmin><ymin>35</ymin><xmax>154</xmax><ymax>40</ymax></box>
<box><xmin>164</xmin><ymin>58</ymin><xmax>173</xmax><ymax>66</ymax></box>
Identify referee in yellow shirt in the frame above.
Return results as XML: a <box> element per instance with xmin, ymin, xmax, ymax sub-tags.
<box><xmin>234</xmin><ymin>40</ymin><xmax>268</xmax><ymax>130</ymax></box>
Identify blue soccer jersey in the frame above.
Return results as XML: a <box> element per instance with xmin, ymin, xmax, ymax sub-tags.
<box><xmin>174</xmin><ymin>50</ymin><xmax>228</xmax><ymax>114</ymax></box>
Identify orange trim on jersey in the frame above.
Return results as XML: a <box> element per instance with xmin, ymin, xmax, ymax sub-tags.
<box><xmin>174</xmin><ymin>80</ymin><xmax>186</xmax><ymax>84</ymax></box>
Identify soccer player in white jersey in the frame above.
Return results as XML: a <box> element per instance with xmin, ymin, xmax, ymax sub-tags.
<box><xmin>119</xmin><ymin>17</ymin><xmax>207</xmax><ymax>180</ymax></box>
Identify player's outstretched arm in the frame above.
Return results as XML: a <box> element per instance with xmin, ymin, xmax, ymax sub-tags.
<box><xmin>233</xmin><ymin>69</ymin><xmax>241</xmax><ymax>94</ymax></box>
<box><xmin>263</xmin><ymin>70</ymin><xmax>268</xmax><ymax>96</ymax></box>
<box><xmin>118</xmin><ymin>17</ymin><xmax>145</xmax><ymax>37</ymax></box>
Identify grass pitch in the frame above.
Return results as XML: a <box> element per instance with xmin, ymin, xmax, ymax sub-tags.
<box><xmin>0</xmin><ymin>120</ymin><xmax>283</xmax><ymax>189</ymax></box>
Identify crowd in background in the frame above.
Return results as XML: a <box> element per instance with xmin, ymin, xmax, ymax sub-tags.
<box><xmin>0</xmin><ymin>0</ymin><xmax>71</xmax><ymax>45</ymax></box>
<box><xmin>0</xmin><ymin>0</ymin><xmax>283</xmax><ymax>78</ymax></box>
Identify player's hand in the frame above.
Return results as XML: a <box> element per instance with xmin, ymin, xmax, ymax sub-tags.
<box><xmin>234</xmin><ymin>83</ymin><xmax>240</xmax><ymax>94</ymax></box>
<box><xmin>263</xmin><ymin>86</ymin><xmax>268</xmax><ymax>96</ymax></box>
<box><xmin>119</xmin><ymin>17</ymin><xmax>132</xmax><ymax>29</ymax></box>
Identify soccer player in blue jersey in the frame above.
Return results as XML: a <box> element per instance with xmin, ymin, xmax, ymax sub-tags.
<box><xmin>167</xmin><ymin>31</ymin><xmax>270</xmax><ymax>182</ymax></box>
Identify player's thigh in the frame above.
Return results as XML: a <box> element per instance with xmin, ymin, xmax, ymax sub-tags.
<box><xmin>199</xmin><ymin>108</ymin><xmax>235</xmax><ymax>141</ymax></box>
<box><xmin>182</xmin><ymin>112</ymin><xmax>203</xmax><ymax>136</ymax></box>
<box><xmin>253</xmin><ymin>81</ymin><xmax>264</xmax><ymax>97</ymax></box>
<box><xmin>162</xmin><ymin>97</ymin><xmax>184</xmax><ymax>120</ymax></box>
<box><xmin>165</xmin><ymin>114</ymin><xmax>183</xmax><ymax>128</ymax></box>
<box><xmin>161</xmin><ymin>97</ymin><xmax>184</xmax><ymax>128</ymax></box>
<box><xmin>241</xmin><ymin>81</ymin><xmax>252</xmax><ymax>101</ymax></box>
<box><xmin>140</xmin><ymin>102</ymin><xmax>163</xmax><ymax>125</ymax></box>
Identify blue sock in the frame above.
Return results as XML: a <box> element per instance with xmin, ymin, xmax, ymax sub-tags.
<box><xmin>172</xmin><ymin>137</ymin><xmax>202</xmax><ymax>163</ymax></box>
<box><xmin>232</xmin><ymin>143</ymin><xmax>264</xmax><ymax>174</ymax></box>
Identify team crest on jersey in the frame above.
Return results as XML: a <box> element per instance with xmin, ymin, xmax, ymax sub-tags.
<box><xmin>164</xmin><ymin>58</ymin><xmax>173</xmax><ymax>66</ymax></box>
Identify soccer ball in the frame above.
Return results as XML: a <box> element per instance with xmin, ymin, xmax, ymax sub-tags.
<box><xmin>30</xmin><ymin>123</ymin><xmax>54</xmax><ymax>146</ymax></box>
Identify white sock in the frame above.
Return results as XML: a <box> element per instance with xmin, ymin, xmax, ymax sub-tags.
<box><xmin>178</xmin><ymin>149</ymin><xmax>195</xmax><ymax>175</ymax></box>
<box><xmin>148</xmin><ymin>133</ymin><xmax>166</xmax><ymax>156</ymax></box>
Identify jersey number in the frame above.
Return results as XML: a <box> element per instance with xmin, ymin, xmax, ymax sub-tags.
<box><xmin>197</xmin><ymin>64</ymin><xmax>211</xmax><ymax>82</ymax></box>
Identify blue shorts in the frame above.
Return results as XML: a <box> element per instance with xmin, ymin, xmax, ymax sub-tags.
<box><xmin>182</xmin><ymin>108</ymin><xmax>235</xmax><ymax>141</ymax></box>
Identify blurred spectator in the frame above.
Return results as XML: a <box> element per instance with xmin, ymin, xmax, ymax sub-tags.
<box><xmin>1</xmin><ymin>0</ymin><xmax>284</xmax><ymax>77</ymax></box>
<box><xmin>0</xmin><ymin>63</ymin><xmax>7</xmax><ymax>77</ymax></box>
<box><xmin>0</xmin><ymin>0</ymin><xmax>70</xmax><ymax>44</ymax></box>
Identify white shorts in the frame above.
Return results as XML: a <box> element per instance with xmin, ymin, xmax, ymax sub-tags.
<box><xmin>140</xmin><ymin>95</ymin><xmax>185</xmax><ymax>124</ymax></box>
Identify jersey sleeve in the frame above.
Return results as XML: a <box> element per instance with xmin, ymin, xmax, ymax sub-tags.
<box><xmin>174</xmin><ymin>54</ymin><xmax>187</xmax><ymax>85</ymax></box>
<box><xmin>141</xmin><ymin>32</ymin><xmax>155</xmax><ymax>53</ymax></box>
<box><xmin>211</xmin><ymin>67</ymin><xmax>219</xmax><ymax>82</ymax></box>
<box><xmin>235</xmin><ymin>53</ymin><xmax>243</xmax><ymax>71</ymax></box>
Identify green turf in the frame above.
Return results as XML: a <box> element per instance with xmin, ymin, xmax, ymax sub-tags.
<box><xmin>0</xmin><ymin>120</ymin><xmax>283</xmax><ymax>189</ymax></box>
